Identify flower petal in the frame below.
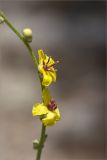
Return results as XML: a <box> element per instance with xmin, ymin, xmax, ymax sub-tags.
<box><xmin>49</xmin><ymin>71</ymin><xmax>56</xmax><ymax>82</ymax></box>
<box><xmin>32</xmin><ymin>103</ymin><xmax>48</xmax><ymax>116</ymax></box>
<box><xmin>54</xmin><ymin>108</ymin><xmax>61</xmax><ymax>121</ymax></box>
<box><xmin>38</xmin><ymin>63</ymin><xmax>44</xmax><ymax>74</ymax></box>
<box><xmin>42</xmin><ymin>111</ymin><xmax>56</xmax><ymax>126</ymax></box>
<box><xmin>45</xmin><ymin>55</ymin><xmax>55</xmax><ymax>65</ymax></box>
<box><xmin>42</xmin><ymin>73</ymin><xmax>52</xmax><ymax>86</ymax></box>
<box><xmin>38</xmin><ymin>49</ymin><xmax>45</xmax><ymax>63</ymax></box>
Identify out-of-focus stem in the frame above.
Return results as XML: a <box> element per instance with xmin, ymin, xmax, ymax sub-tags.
<box><xmin>36</xmin><ymin>124</ymin><xmax>46</xmax><ymax>160</ymax></box>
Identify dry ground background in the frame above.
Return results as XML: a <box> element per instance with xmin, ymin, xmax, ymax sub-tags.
<box><xmin>0</xmin><ymin>1</ymin><xmax>106</xmax><ymax>160</ymax></box>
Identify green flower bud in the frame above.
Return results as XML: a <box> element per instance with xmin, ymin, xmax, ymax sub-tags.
<box><xmin>0</xmin><ymin>16</ymin><xmax>4</xmax><ymax>24</ymax></box>
<box><xmin>22</xmin><ymin>28</ymin><xmax>32</xmax><ymax>43</ymax></box>
<box><xmin>33</xmin><ymin>139</ymin><xmax>39</xmax><ymax>149</ymax></box>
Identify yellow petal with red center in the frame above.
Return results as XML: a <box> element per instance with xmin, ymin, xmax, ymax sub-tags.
<box><xmin>38</xmin><ymin>49</ymin><xmax>58</xmax><ymax>86</ymax></box>
<box><xmin>32</xmin><ymin>103</ymin><xmax>48</xmax><ymax>116</ymax></box>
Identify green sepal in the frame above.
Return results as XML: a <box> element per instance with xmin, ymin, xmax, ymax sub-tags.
<box><xmin>22</xmin><ymin>35</ymin><xmax>32</xmax><ymax>43</ymax></box>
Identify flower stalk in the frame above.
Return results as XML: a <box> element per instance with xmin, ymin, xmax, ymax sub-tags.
<box><xmin>36</xmin><ymin>124</ymin><xmax>46</xmax><ymax>160</ymax></box>
<box><xmin>0</xmin><ymin>11</ymin><xmax>60</xmax><ymax>160</ymax></box>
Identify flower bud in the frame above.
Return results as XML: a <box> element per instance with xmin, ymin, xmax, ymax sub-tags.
<box><xmin>33</xmin><ymin>139</ymin><xmax>39</xmax><ymax>149</ymax></box>
<box><xmin>0</xmin><ymin>16</ymin><xmax>4</xmax><ymax>24</ymax></box>
<box><xmin>22</xmin><ymin>28</ymin><xmax>32</xmax><ymax>42</ymax></box>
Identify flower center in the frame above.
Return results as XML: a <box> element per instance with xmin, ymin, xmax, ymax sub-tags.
<box><xmin>43</xmin><ymin>57</ymin><xmax>59</xmax><ymax>72</ymax></box>
<box><xmin>47</xmin><ymin>99</ymin><xmax>57</xmax><ymax>111</ymax></box>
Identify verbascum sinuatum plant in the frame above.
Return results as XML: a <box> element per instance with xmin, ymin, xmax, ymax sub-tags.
<box><xmin>0</xmin><ymin>11</ymin><xmax>61</xmax><ymax>160</ymax></box>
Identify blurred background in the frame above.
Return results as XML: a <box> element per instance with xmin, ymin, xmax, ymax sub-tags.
<box><xmin>0</xmin><ymin>1</ymin><xmax>105</xmax><ymax>160</ymax></box>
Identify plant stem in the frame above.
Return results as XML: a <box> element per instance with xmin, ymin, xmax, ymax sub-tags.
<box><xmin>36</xmin><ymin>124</ymin><xmax>46</xmax><ymax>160</ymax></box>
<box><xmin>0</xmin><ymin>11</ymin><xmax>46</xmax><ymax>160</ymax></box>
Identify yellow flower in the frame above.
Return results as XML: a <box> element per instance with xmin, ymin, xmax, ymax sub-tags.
<box><xmin>32</xmin><ymin>88</ymin><xmax>60</xmax><ymax>126</ymax></box>
<box><xmin>38</xmin><ymin>49</ymin><xmax>59</xmax><ymax>86</ymax></box>
<box><xmin>32</xmin><ymin>103</ymin><xmax>60</xmax><ymax>126</ymax></box>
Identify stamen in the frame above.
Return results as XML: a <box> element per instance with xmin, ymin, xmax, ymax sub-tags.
<box><xmin>47</xmin><ymin>69</ymin><xmax>54</xmax><ymax>72</ymax></box>
<box><xmin>43</xmin><ymin>65</ymin><xmax>48</xmax><ymax>71</ymax></box>
<box><xmin>47</xmin><ymin>99</ymin><xmax>57</xmax><ymax>111</ymax></box>
<box><xmin>47</xmin><ymin>60</ymin><xmax>59</xmax><ymax>68</ymax></box>
<box><xmin>43</xmin><ymin>56</ymin><xmax>59</xmax><ymax>72</ymax></box>
<box><xmin>46</xmin><ymin>56</ymin><xmax>51</xmax><ymax>64</ymax></box>
<box><xmin>56</xmin><ymin>60</ymin><xmax>59</xmax><ymax>64</ymax></box>
<box><xmin>47</xmin><ymin>63</ymin><xmax>56</xmax><ymax>68</ymax></box>
<box><xmin>43</xmin><ymin>60</ymin><xmax>45</xmax><ymax>66</ymax></box>
<box><xmin>47</xmin><ymin>69</ymin><xmax>57</xmax><ymax>72</ymax></box>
